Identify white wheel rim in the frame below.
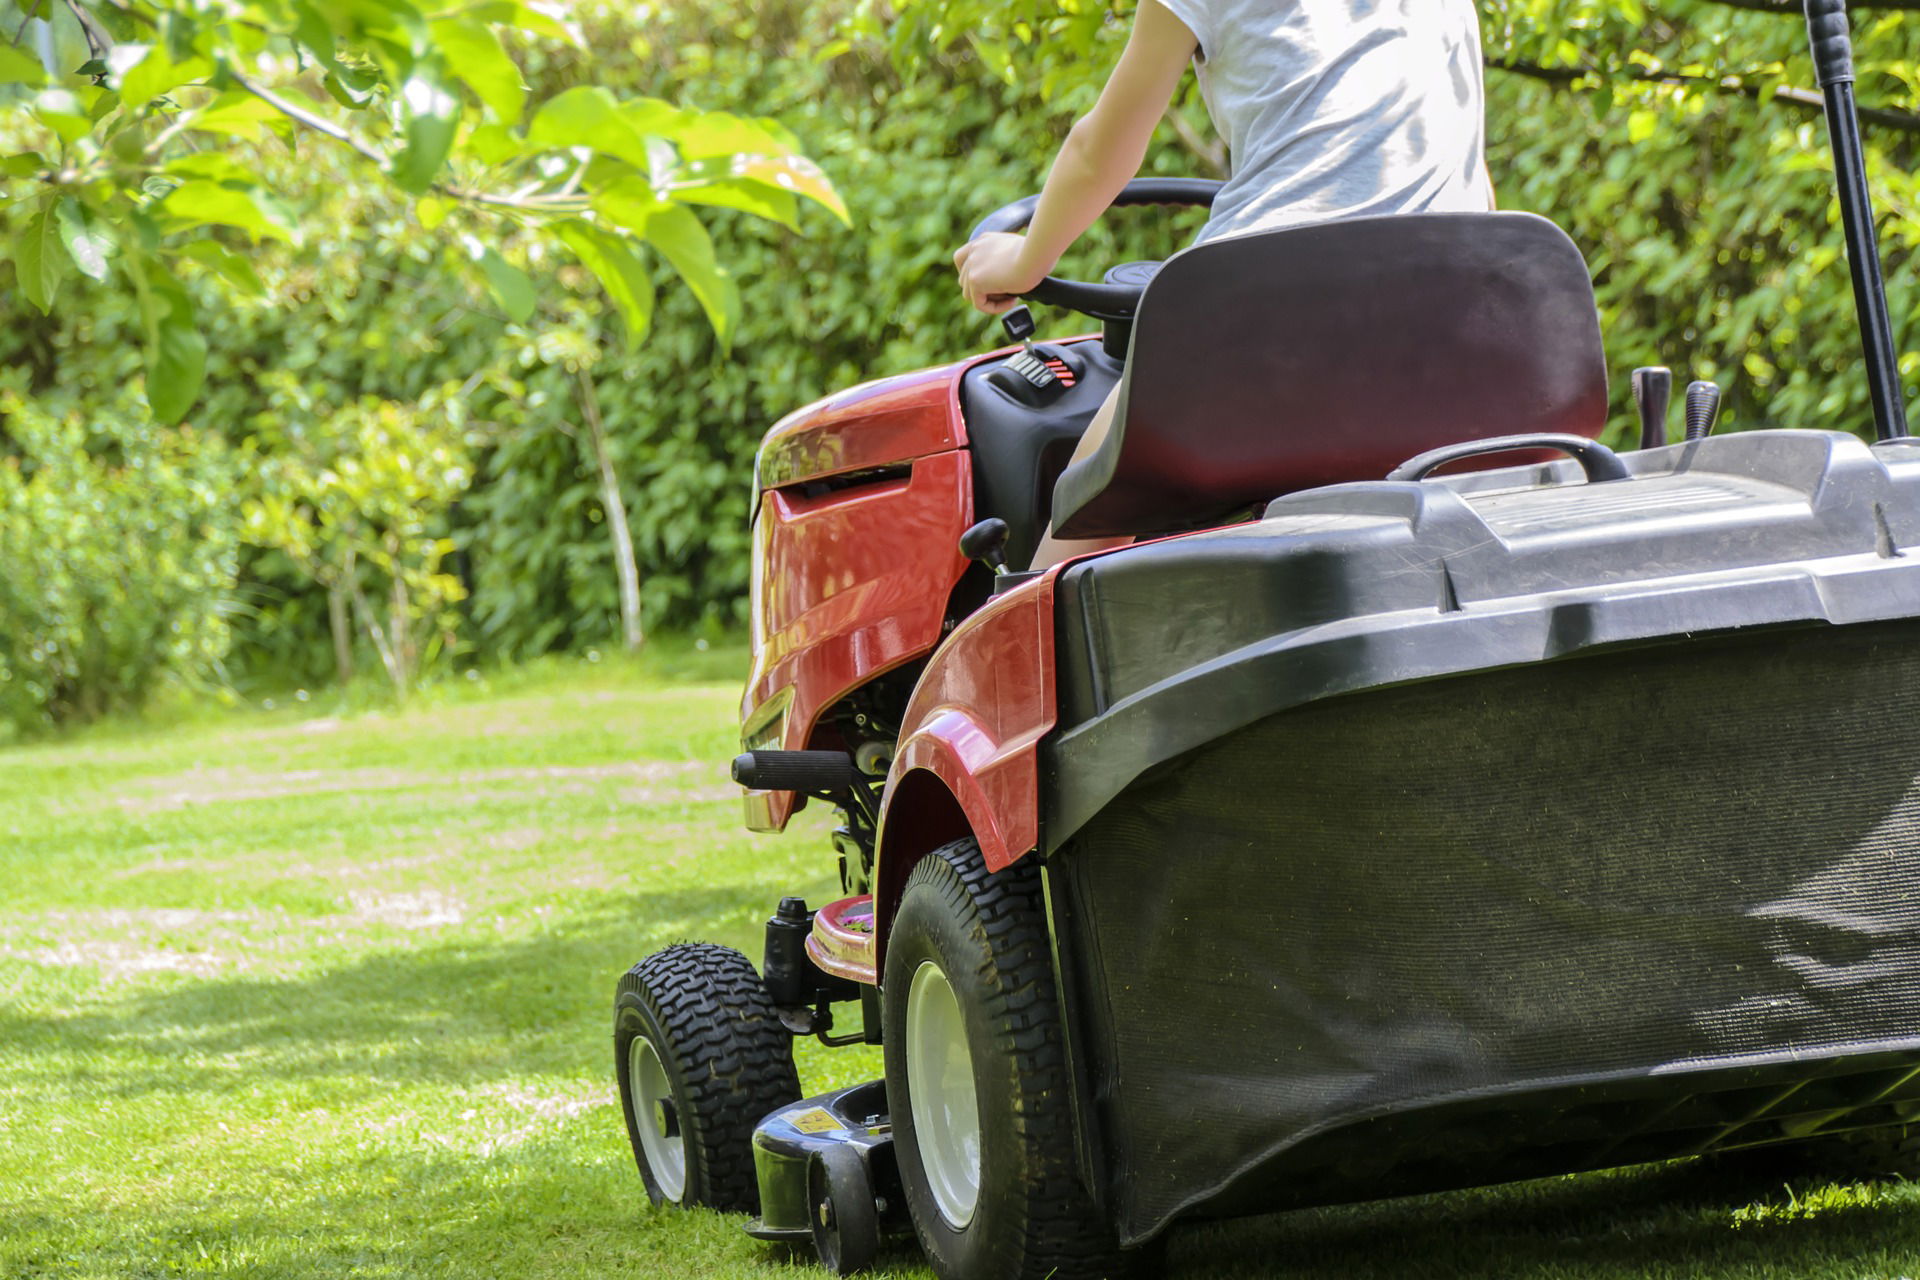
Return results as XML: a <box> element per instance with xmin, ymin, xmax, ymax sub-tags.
<box><xmin>906</xmin><ymin>959</ymin><xmax>982</xmax><ymax>1228</ymax></box>
<box><xmin>629</xmin><ymin>1034</ymin><xmax>686</xmax><ymax>1201</ymax></box>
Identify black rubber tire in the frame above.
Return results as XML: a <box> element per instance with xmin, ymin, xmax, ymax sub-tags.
<box><xmin>809</xmin><ymin>1144</ymin><xmax>881</xmax><ymax>1275</ymax></box>
<box><xmin>614</xmin><ymin>942</ymin><xmax>801</xmax><ymax>1212</ymax></box>
<box><xmin>883</xmin><ymin>838</ymin><xmax>1132</xmax><ymax>1280</ymax></box>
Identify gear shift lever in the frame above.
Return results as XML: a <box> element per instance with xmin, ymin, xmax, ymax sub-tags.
<box><xmin>1632</xmin><ymin>367</ymin><xmax>1672</xmax><ymax>450</ymax></box>
<box><xmin>1685</xmin><ymin>381</ymin><xmax>1723</xmax><ymax>441</ymax></box>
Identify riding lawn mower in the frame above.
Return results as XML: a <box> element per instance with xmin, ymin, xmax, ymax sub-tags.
<box><xmin>614</xmin><ymin>4</ymin><xmax>1920</xmax><ymax>1276</ymax></box>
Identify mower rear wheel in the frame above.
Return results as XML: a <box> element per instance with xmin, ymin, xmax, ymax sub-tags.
<box><xmin>614</xmin><ymin>943</ymin><xmax>801</xmax><ymax>1212</ymax></box>
<box><xmin>883</xmin><ymin>838</ymin><xmax>1131</xmax><ymax>1280</ymax></box>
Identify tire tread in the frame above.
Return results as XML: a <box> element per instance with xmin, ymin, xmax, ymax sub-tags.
<box><xmin>616</xmin><ymin>942</ymin><xmax>801</xmax><ymax>1213</ymax></box>
<box><xmin>897</xmin><ymin>839</ymin><xmax>1131</xmax><ymax>1279</ymax></box>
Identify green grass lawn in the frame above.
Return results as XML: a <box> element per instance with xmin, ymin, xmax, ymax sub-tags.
<box><xmin>4</xmin><ymin>650</ymin><xmax>1920</xmax><ymax>1278</ymax></box>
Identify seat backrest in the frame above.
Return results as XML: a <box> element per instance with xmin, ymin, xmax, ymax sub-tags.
<box><xmin>1050</xmin><ymin>212</ymin><xmax>1609</xmax><ymax>539</ymax></box>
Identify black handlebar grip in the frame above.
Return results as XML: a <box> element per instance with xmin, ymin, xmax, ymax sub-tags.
<box><xmin>1805</xmin><ymin>0</ymin><xmax>1855</xmax><ymax>87</ymax></box>
<box><xmin>968</xmin><ymin>178</ymin><xmax>1222</xmax><ymax>241</ymax></box>
<box><xmin>732</xmin><ymin>750</ymin><xmax>858</xmax><ymax>793</ymax></box>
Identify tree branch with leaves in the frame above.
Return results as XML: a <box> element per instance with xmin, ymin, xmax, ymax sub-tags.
<box><xmin>0</xmin><ymin>0</ymin><xmax>848</xmax><ymax>422</ymax></box>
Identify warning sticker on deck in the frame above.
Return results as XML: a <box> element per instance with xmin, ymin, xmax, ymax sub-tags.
<box><xmin>787</xmin><ymin>1108</ymin><xmax>845</xmax><ymax>1135</ymax></box>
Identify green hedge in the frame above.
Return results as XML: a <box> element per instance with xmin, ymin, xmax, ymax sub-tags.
<box><xmin>0</xmin><ymin>379</ymin><xmax>238</xmax><ymax>733</ymax></box>
<box><xmin>0</xmin><ymin>0</ymin><xmax>1914</xmax><ymax>722</ymax></box>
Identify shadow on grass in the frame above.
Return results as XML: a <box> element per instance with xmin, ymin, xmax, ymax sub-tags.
<box><xmin>0</xmin><ymin>884</ymin><xmax>788</xmax><ymax>1095</ymax></box>
<box><xmin>1169</xmin><ymin>1146</ymin><xmax>1920</xmax><ymax>1279</ymax></box>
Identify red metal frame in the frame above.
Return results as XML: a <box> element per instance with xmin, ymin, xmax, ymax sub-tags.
<box><xmin>754</xmin><ymin>361</ymin><xmax>967</xmax><ymax>492</ymax></box>
<box><xmin>740</xmin><ymin>363</ymin><xmax>978</xmax><ymax>832</ymax></box>
<box><xmin>867</xmin><ymin>570</ymin><xmax>1061</xmax><ymax>964</ymax></box>
<box><xmin>738</xmin><ymin>342</ymin><xmax>1082</xmax><ymax>832</ymax></box>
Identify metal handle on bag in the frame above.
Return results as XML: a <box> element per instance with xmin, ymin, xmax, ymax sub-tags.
<box><xmin>1388</xmin><ymin>434</ymin><xmax>1631</xmax><ymax>485</ymax></box>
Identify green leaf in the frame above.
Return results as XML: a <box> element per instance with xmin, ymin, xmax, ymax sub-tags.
<box><xmin>637</xmin><ymin>202</ymin><xmax>738</xmax><ymax>346</ymax></box>
<box><xmin>160</xmin><ymin>180</ymin><xmax>296</xmax><ymax>243</ymax></box>
<box><xmin>616</xmin><ymin>97</ymin><xmax>688</xmax><ymax>138</ymax></box>
<box><xmin>135</xmin><ymin>260</ymin><xmax>207</xmax><ymax>425</ymax></box>
<box><xmin>321</xmin><ymin>72</ymin><xmax>377</xmax><ymax>109</ymax></box>
<box><xmin>415</xmin><ymin>194</ymin><xmax>452</xmax><ymax>230</ymax></box>
<box><xmin>526</xmin><ymin>86</ymin><xmax>653</xmax><ymax>171</ymax></box>
<box><xmin>588</xmin><ymin>175</ymin><xmax>665</xmax><ymax>236</ymax></box>
<box><xmin>683</xmin><ymin>154</ymin><xmax>848</xmax><ymax>226</ymax></box>
<box><xmin>188</xmin><ymin>92</ymin><xmax>283</xmax><ymax>143</ymax></box>
<box><xmin>0</xmin><ymin>151</ymin><xmax>45</xmax><ymax>179</ymax></box>
<box><xmin>392</xmin><ymin>62</ymin><xmax>461</xmax><ymax>194</ymax></box>
<box><xmin>159</xmin><ymin>10</ymin><xmax>196</xmax><ymax>63</ymax></box>
<box><xmin>56</xmin><ymin>198</ymin><xmax>112</xmax><ymax>282</ymax></box>
<box><xmin>430</xmin><ymin>17</ymin><xmax>525</xmax><ymax>123</ymax></box>
<box><xmin>465</xmin><ymin>0</ymin><xmax>579</xmax><ymax>47</ymax></box>
<box><xmin>165</xmin><ymin>152</ymin><xmax>257</xmax><ymax>184</ymax></box>
<box><xmin>465</xmin><ymin>121</ymin><xmax>520</xmax><ymax>165</ymax></box>
<box><xmin>554</xmin><ymin>220</ymin><xmax>653</xmax><ymax>351</ymax></box>
<box><xmin>656</xmin><ymin>108</ymin><xmax>790</xmax><ymax>160</ymax></box>
<box><xmin>286</xmin><ymin>0</ymin><xmax>382</xmax><ymax>98</ymax></box>
<box><xmin>321</xmin><ymin>0</ymin><xmax>428</xmax><ymax>83</ymax></box>
<box><xmin>14</xmin><ymin>197</ymin><xmax>66</xmax><ymax>313</ymax></box>
<box><xmin>120</xmin><ymin>44</ymin><xmax>211</xmax><ymax>111</ymax></box>
<box><xmin>174</xmin><ymin>238</ymin><xmax>266</xmax><ymax>296</ymax></box>
<box><xmin>0</xmin><ymin>44</ymin><xmax>47</xmax><ymax>88</ymax></box>
<box><xmin>669</xmin><ymin>179</ymin><xmax>798</xmax><ymax>231</ymax></box>
<box><xmin>466</xmin><ymin>239</ymin><xmax>535</xmax><ymax>323</ymax></box>
<box><xmin>32</xmin><ymin>89</ymin><xmax>93</xmax><ymax>144</ymax></box>
<box><xmin>968</xmin><ymin>34</ymin><xmax>1016</xmax><ymax>84</ymax></box>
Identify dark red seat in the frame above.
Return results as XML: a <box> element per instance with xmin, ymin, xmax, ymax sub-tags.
<box><xmin>1050</xmin><ymin>212</ymin><xmax>1609</xmax><ymax>539</ymax></box>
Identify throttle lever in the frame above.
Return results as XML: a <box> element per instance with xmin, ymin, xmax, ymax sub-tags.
<box><xmin>1632</xmin><ymin>367</ymin><xmax>1672</xmax><ymax>450</ymax></box>
<box><xmin>1685</xmin><ymin>381</ymin><xmax>1723</xmax><ymax>441</ymax></box>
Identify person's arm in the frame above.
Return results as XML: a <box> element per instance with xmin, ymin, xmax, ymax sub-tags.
<box><xmin>954</xmin><ymin>1</ymin><xmax>1198</xmax><ymax>315</ymax></box>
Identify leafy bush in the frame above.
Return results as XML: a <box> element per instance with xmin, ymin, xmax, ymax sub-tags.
<box><xmin>0</xmin><ymin>382</ymin><xmax>239</xmax><ymax>734</ymax></box>
<box><xmin>242</xmin><ymin>377</ymin><xmax>475</xmax><ymax>696</ymax></box>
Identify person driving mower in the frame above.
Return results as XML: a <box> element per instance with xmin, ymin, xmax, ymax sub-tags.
<box><xmin>954</xmin><ymin>0</ymin><xmax>1495</xmax><ymax>568</ymax></box>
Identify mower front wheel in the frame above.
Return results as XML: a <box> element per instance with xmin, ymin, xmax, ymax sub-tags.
<box><xmin>614</xmin><ymin>942</ymin><xmax>802</xmax><ymax>1212</ymax></box>
<box><xmin>883</xmin><ymin>838</ymin><xmax>1131</xmax><ymax>1280</ymax></box>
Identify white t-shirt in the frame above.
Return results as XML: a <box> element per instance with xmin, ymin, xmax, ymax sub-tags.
<box><xmin>1152</xmin><ymin>0</ymin><xmax>1492</xmax><ymax>243</ymax></box>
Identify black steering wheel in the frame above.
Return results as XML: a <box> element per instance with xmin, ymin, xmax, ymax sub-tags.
<box><xmin>967</xmin><ymin>178</ymin><xmax>1223</xmax><ymax>322</ymax></box>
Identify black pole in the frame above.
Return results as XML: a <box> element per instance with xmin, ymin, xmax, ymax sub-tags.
<box><xmin>1805</xmin><ymin>0</ymin><xmax>1911</xmax><ymax>440</ymax></box>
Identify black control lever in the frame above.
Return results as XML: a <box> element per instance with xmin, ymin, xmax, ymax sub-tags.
<box><xmin>1001</xmin><ymin>305</ymin><xmax>1037</xmax><ymax>351</ymax></box>
<box><xmin>1685</xmin><ymin>381</ymin><xmax>1723</xmax><ymax>441</ymax></box>
<box><xmin>1632</xmin><ymin>367</ymin><xmax>1672</xmax><ymax>450</ymax></box>
<box><xmin>960</xmin><ymin>518</ymin><xmax>1011</xmax><ymax>576</ymax></box>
